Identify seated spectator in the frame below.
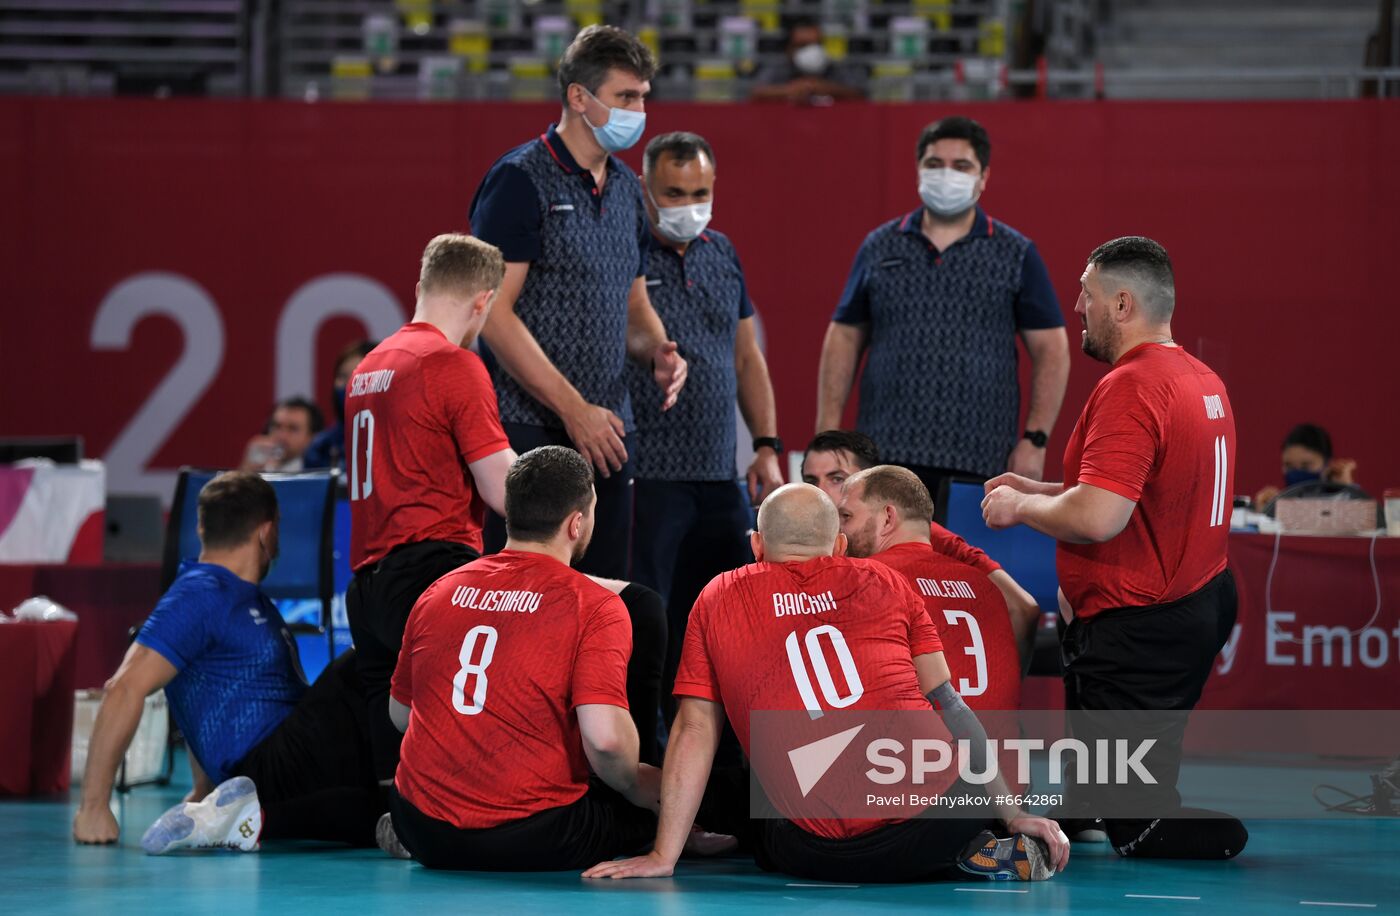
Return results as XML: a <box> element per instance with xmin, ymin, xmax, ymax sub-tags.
<box><xmin>303</xmin><ymin>340</ymin><xmax>376</xmax><ymax>470</ymax></box>
<box><xmin>241</xmin><ymin>396</ymin><xmax>323</xmax><ymax>472</ymax></box>
<box><xmin>1254</xmin><ymin>423</ymin><xmax>1359</xmax><ymax>508</ymax></box>
<box><xmin>73</xmin><ymin>471</ymin><xmax>381</xmax><ymax>853</ymax></box>
<box><xmin>750</xmin><ymin>16</ymin><xmax>866</xmax><ymax>104</ymax></box>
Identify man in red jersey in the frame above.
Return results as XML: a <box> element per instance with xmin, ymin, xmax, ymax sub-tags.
<box><xmin>801</xmin><ymin>430</ymin><xmax>1041</xmax><ymax>669</ymax></box>
<box><xmin>982</xmin><ymin>236</ymin><xmax>1247</xmax><ymax>860</ymax></box>
<box><xmin>840</xmin><ymin>466</ymin><xmax>1021</xmax><ymax>711</ymax></box>
<box><xmin>380</xmin><ymin>446</ymin><xmax>664</xmax><ymax>869</ymax></box>
<box><xmin>344</xmin><ymin>234</ymin><xmax>517</xmax><ymax>785</ymax></box>
<box><xmin>585</xmin><ymin>484</ymin><xmax>1068</xmax><ymax>884</ymax></box>
<box><xmin>839</xmin><ymin>465</ymin><xmax>1024</xmax><ymax>791</ymax></box>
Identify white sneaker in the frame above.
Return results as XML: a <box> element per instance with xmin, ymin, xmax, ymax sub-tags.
<box><xmin>376</xmin><ymin>812</ymin><xmax>411</xmax><ymax>860</ymax></box>
<box><xmin>141</xmin><ymin>776</ymin><xmax>263</xmax><ymax>855</ymax></box>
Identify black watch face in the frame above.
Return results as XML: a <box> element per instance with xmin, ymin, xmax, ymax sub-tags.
<box><xmin>1026</xmin><ymin>431</ymin><xmax>1047</xmax><ymax>447</ymax></box>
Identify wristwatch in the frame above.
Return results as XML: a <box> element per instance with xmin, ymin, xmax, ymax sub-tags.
<box><xmin>1023</xmin><ymin>429</ymin><xmax>1049</xmax><ymax>448</ymax></box>
<box><xmin>753</xmin><ymin>436</ymin><xmax>784</xmax><ymax>455</ymax></box>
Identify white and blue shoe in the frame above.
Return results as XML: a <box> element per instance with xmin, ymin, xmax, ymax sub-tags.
<box><xmin>140</xmin><ymin>776</ymin><xmax>262</xmax><ymax>855</ymax></box>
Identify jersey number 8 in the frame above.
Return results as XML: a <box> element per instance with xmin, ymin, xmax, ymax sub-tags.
<box><xmin>451</xmin><ymin>625</ymin><xmax>498</xmax><ymax>716</ymax></box>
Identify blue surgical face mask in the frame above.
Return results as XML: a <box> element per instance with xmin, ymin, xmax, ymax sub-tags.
<box><xmin>581</xmin><ymin>86</ymin><xmax>646</xmax><ymax>153</ymax></box>
<box><xmin>1284</xmin><ymin>468</ymin><xmax>1322</xmax><ymax>488</ymax></box>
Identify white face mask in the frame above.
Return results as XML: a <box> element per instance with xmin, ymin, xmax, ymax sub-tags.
<box><xmin>793</xmin><ymin>43</ymin><xmax>829</xmax><ymax>75</ymax></box>
<box><xmin>650</xmin><ymin>189</ymin><xmax>713</xmax><ymax>243</ymax></box>
<box><xmin>918</xmin><ymin>167</ymin><xmax>980</xmax><ymax>217</ymax></box>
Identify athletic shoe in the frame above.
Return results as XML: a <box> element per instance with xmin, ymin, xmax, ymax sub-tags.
<box><xmin>957</xmin><ymin>831</ymin><xmax>1055</xmax><ymax>881</ymax></box>
<box><xmin>140</xmin><ymin>776</ymin><xmax>262</xmax><ymax>855</ymax></box>
<box><xmin>376</xmin><ymin>812</ymin><xmax>412</xmax><ymax>860</ymax></box>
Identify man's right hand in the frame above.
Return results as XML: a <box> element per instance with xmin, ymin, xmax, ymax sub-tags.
<box><xmin>1007</xmin><ymin>813</ymin><xmax>1071</xmax><ymax>873</ymax></box>
<box><xmin>561</xmin><ymin>400</ymin><xmax>628</xmax><ymax>477</ymax></box>
<box><xmin>73</xmin><ymin>804</ymin><xmax>120</xmax><ymax>844</ymax></box>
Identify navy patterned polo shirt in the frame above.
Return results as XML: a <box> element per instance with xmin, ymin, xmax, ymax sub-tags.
<box><xmin>627</xmin><ymin>228</ymin><xmax>754</xmax><ymax>481</ymax></box>
<box><xmin>469</xmin><ymin>124</ymin><xmax>649</xmax><ymax>430</ymax></box>
<box><xmin>833</xmin><ymin>206</ymin><xmax>1063</xmax><ymax>478</ymax></box>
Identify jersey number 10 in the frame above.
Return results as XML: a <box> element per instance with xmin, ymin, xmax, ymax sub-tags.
<box><xmin>785</xmin><ymin>624</ymin><xmax>865</xmax><ymax>717</ymax></box>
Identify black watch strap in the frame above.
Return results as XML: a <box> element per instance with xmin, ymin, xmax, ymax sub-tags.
<box><xmin>1023</xmin><ymin>429</ymin><xmax>1048</xmax><ymax>448</ymax></box>
<box><xmin>753</xmin><ymin>436</ymin><xmax>784</xmax><ymax>454</ymax></box>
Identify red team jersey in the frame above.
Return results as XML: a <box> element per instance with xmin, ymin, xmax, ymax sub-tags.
<box><xmin>345</xmin><ymin>323</ymin><xmax>510</xmax><ymax>570</ymax></box>
<box><xmin>675</xmin><ymin>556</ymin><xmax>954</xmax><ymax>840</ymax></box>
<box><xmin>390</xmin><ymin>550</ymin><xmax>632</xmax><ymax>830</ymax></box>
<box><xmin>870</xmin><ymin>542</ymin><xmax>1020</xmax><ymax>712</ymax></box>
<box><xmin>929</xmin><ymin>522</ymin><xmax>1001</xmax><ymax>577</ymax></box>
<box><xmin>1059</xmin><ymin>343</ymin><xmax>1236</xmax><ymax>617</ymax></box>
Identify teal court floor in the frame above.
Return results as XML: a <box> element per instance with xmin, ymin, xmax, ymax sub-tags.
<box><xmin>6</xmin><ymin>752</ymin><xmax>1398</xmax><ymax>915</ymax></box>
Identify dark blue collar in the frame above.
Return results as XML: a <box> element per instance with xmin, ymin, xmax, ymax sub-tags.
<box><xmin>178</xmin><ymin>559</ymin><xmax>259</xmax><ymax>594</ymax></box>
<box><xmin>898</xmin><ymin>205</ymin><xmax>994</xmax><ymax>240</ymax></box>
<box><xmin>646</xmin><ymin>228</ymin><xmax>713</xmax><ymax>254</ymax></box>
<box><xmin>541</xmin><ymin>123</ymin><xmax>620</xmax><ymax>176</ymax></box>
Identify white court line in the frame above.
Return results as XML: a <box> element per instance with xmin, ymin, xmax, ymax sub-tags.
<box><xmin>955</xmin><ymin>887</ymin><xmax>1030</xmax><ymax>894</ymax></box>
<box><xmin>785</xmin><ymin>883</ymin><xmax>860</xmax><ymax>888</ymax></box>
<box><xmin>1299</xmin><ymin>904</ymin><xmax>1378</xmax><ymax>909</ymax></box>
<box><xmin>1125</xmin><ymin>894</ymin><xmax>1202</xmax><ymax>901</ymax></box>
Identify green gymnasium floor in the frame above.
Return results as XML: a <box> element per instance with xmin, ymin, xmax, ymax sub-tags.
<box><xmin>7</xmin><ymin>752</ymin><xmax>1397</xmax><ymax>915</ymax></box>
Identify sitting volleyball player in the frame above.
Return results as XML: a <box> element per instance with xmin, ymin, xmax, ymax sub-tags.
<box><xmin>585</xmin><ymin>484</ymin><xmax>1069</xmax><ymax>884</ymax></box>
<box><xmin>380</xmin><ymin>446</ymin><xmax>734</xmax><ymax>869</ymax></box>
<box><xmin>72</xmin><ymin>471</ymin><xmax>381</xmax><ymax>853</ymax></box>
<box><xmin>839</xmin><ymin>466</ymin><xmax>1026</xmax><ymax>788</ymax></box>
<box><xmin>801</xmin><ymin>430</ymin><xmax>1042</xmax><ymax>669</ymax></box>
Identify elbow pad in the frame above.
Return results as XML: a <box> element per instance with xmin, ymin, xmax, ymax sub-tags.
<box><xmin>928</xmin><ymin>681</ymin><xmax>990</xmax><ymax>773</ymax></box>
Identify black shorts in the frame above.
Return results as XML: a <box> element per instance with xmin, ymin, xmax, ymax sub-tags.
<box><xmin>1061</xmin><ymin>570</ymin><xmax>1238</xmax><ymax>821</ymax></box>
<box><xmin>346</xmin><ymin>539</ymin><xmax>479</xmax><ymax>781</ymax></box>
<box><xmin>233</xmin><ymin>650</ymin><xmax>382</xmax><ymax>845</ymax></box>
<box><xmin>388</xmin><ymin>780</ymin><xmax>656</xmax><ymax>871</ymax></box>
<box><xmin>755</xmin><ymin>813</ymin><xmax>995</xmax><ymax>883</ymax></box>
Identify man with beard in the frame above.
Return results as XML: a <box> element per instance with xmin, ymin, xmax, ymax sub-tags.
<box><xmin>379</xmin><ymin>447</ymin><xmax>664</xmax><ymax>870</ymax></box>
<box><xmin>74</xmin><ymin>471</ymin><xmax>382</xmax><ymax>852</ymax></box>
<box><xmin>982</xmin><ymin>237</ymin><xmax>1247</xmax><ymax>860</ymax></box>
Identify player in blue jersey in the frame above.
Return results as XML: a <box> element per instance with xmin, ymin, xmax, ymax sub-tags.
<box><xmin>73</xmin><ymin>471</ymin><xmax>381</xmax><ymax>853</ymax></box>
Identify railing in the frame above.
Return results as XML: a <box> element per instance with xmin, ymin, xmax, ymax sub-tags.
<box><xmin>1</xmin><ymin>0</ymin><xmax>1397</xmax><ymax>100</ymax></box>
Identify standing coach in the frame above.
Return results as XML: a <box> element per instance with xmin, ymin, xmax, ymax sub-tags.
<box><xmin>469</xmin><ymin>24</ymin><xmax>687</xmax><ymax>579</ymax></box>
<box><xmin>981</xmin><ymin>237</ymin><xmax>1247</xmax><ymax>860</ymax></box>
<box><xmin>816</xmin><ymin>116</ymin><xmax>1069</xmax><ymax>497</ymax></box>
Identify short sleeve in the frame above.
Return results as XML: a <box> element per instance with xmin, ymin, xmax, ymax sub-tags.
<box><xmin>897</xmin><ymin>574</ymin><xmax>944</xmax><ymax>656</ymax></box>
<box><xmin>135</xmin><ymin>584</ymin><xmax>216</xmax><ymax>672</ymax></box>
<box><xmin>469</xmin><ymin>162</ymin><xmax>543</xmax><ymax>263</ymax></box>
<box><xmin>831</xmin><ymin>239</ymin><xmax>873</xmax><ymax>324</ymax></box>
<box><xmin>673</xmin><ymin>585</ymin><xmax>721</xmax><ymax>702</ymax></box>
<box><xmin>929</xmin><ymin>522</ymin><xmax>1001</xmax><ymax>575</ymax></box>
<box><xmin>1013</xmin><ymin>242</ymin><xmax>1065</xmax><ymax>330</ymax></box>
<box><xmin>1076</xmin><ymin>377</ymin><xmax>1160</xmax><ymax>501</ymax></box>
<box><xmin>731</xmin><ymin>244</ymin><xmax>755</xmax><ymax>319</ymax></box>
<box><xmin>572</xmin><ymin>595</ymin><xmax>632</xmax><ymax>708</ymax></box>
<box><xmin>436</xmin><ymin>351</ymin><xmax>511</xmax><ymax>465</ymax></box>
